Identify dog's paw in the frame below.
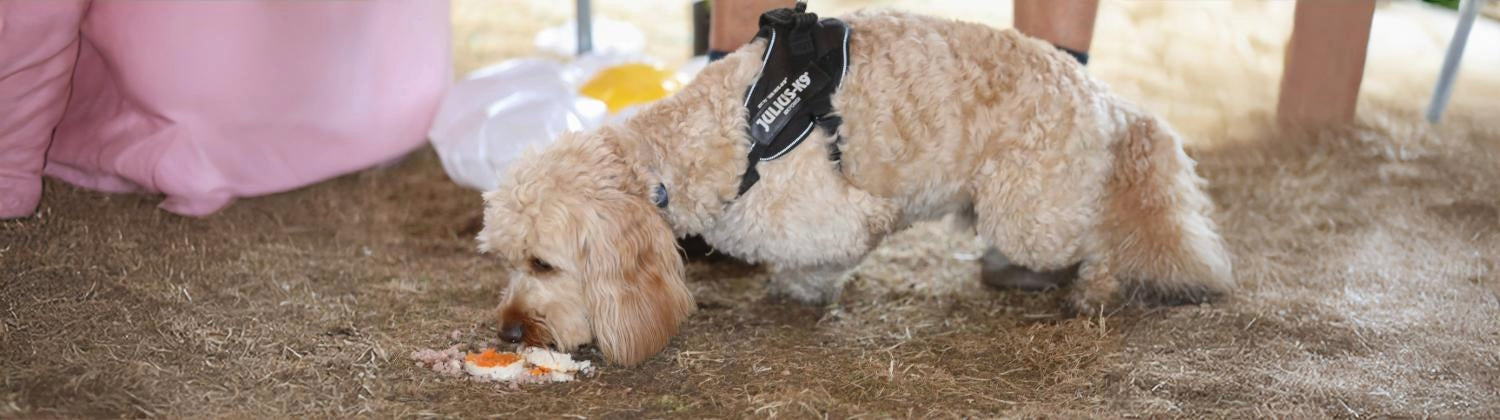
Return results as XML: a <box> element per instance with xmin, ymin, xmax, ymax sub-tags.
<box><xmin>1065</xmin><ymin>274</ymin><xmax>1122</xmax><ymax>316</ymax></box>
<box><xmin>767</xmin><ymin>264</ymin><xmax>851</xmax><ymax>306</ymax></box>
<box><xmin>766</xmin><ymin>280</ymin><xmax>840</xmax><ymax>306</ymax></box>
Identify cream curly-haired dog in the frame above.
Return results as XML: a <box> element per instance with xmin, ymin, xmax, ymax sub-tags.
<box><xmin>479</xmin><ymin>10</ymin><xmax>1232</xmax><ymax>365</ymax></box>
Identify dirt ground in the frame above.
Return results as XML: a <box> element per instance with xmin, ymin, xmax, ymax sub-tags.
<box><xmin>5</xmin><ymin>1</ymin><xmax>1500</xmax><ymax>418</ymax></box>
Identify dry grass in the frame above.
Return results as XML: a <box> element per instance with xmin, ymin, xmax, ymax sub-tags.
<box><xmin>4</xmin><ymin>1</ymin><xmax>1500</xmax><ymax>418</ymax></box>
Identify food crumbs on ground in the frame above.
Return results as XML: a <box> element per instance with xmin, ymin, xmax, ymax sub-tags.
<box><xmin>412</xmin><ymin>344</ymin><xmax>593</xmax><ymax>384</ymax></box>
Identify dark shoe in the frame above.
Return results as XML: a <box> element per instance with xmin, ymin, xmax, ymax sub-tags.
<box><xmin>979</xmin><ymin>248</ymin><xmax>1077</xmax><ymax>292</ymax></box>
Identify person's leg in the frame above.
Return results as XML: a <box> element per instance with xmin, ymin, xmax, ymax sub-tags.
<box><xmin>707</xmin><ymin>0</ymin><xmax>796</xmax><ymax>60</ymax></box>
<box><xmin>1277</xmin><ymin>0</ymin><xmax>1375</xmax><ymax>127</ymax></box>
<box><xmin>1014</xmin><ymin>0</ymin><xmax>1098</xmax><ymax>65</ymax></box>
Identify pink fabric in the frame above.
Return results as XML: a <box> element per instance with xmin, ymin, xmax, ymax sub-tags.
<box><xmin>1</xmin><ymin>0</ymin><xmax>449</xmax><ymax>217</ymax></box>
<box><xmin>0</xmin><ymin>1</ymin><xmax>87</xmax><ymax>218</ymax></box>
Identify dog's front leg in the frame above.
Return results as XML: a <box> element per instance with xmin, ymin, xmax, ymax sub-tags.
<box><xmin>768</xmin><ymin>262</ymin><xmax>856</xmax><ymax>305</ymax></box>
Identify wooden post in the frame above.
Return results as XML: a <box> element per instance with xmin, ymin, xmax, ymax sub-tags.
<box><xmin>1277</xmin><ymin>0</ymin><xmax>1376</xmax><ymax>127</ymax></box>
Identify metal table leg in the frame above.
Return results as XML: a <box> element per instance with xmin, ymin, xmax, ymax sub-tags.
<box><xmin>576</xmin><ymin>0</ymin><xmax>593</xmax><ymax>55</ymax></box>
<box><xmin>1427</xmin><ymin>0</ymin><xmax>1481</xmax><ymax>123</ymax></box>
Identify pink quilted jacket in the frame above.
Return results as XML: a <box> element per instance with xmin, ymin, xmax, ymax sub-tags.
<box><xmin>0</xmin><ymin>0</ymin><xmax>450</xmax><ymax>217</ymax></box>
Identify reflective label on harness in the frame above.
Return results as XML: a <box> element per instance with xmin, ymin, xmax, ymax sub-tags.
<box><xmin>750</xmin><ymin>71</ymin><xmax>812</xmax><ymax>138</ymax></box>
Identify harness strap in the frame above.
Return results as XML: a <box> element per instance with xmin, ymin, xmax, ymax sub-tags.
<box><xmin>736</xmin><ymin>3</ymin><xmax>850</xmax><ymax>197</ymax></box>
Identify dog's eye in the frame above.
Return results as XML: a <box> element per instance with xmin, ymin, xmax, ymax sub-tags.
<box><xmin>528</xmin><ymin>257</ymin><xmax>555</xmax><ymax>274</ymax></box>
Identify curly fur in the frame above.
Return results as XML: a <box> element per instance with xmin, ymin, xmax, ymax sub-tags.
<box><xmin>479</xmin><ymin>10</ymin><xmax>1232</xmax><ymax>365</ymax></box>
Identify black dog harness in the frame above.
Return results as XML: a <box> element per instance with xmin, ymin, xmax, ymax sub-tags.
<box><xmin>735</xmin><ymin>3</ymin><xmax>850</xmax><ymax>196</ymax></box>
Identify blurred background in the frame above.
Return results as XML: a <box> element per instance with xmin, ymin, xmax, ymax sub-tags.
<box><xmin>453</xmin><ymin>0</ymin><xmax>1500</xmax><ymax>145</ymax></box>
<box><xmin>5</xmin><ymin>1</ymin><xmax>1500</xmax><ymax>418</ymax></box>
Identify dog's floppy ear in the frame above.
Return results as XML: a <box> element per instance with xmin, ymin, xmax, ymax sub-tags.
<box><xmin>578</xmin><ymin>193</ymin><xmax>694</xmax><ymax>366</ymax></box>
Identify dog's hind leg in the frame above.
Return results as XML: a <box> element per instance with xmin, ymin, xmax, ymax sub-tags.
<box><xmin>955</xmin><ymin>205</ymin><xmax>1077</xmax><ymax>292</ymax></box>
<box><xmin>968</xmin><ymin>145</ymin><xmax>1102</xmax><ymax>295</ymax></box>
<box><xmin>1090</xmin><ymin>114</ymin><xmax>1233</xmax><ymax>307</ymax></box>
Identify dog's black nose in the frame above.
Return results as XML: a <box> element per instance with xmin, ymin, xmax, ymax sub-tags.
<box><xmin>500</xmin><ymin>322</ymin><xmax>524</xmax><ymax>343</ymax></box>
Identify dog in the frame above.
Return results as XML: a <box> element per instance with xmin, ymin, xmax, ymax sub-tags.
<box><xmin>477</xmin><ymin>10</ymin><xmax>1233</xmax><ymax>366</ymax></box>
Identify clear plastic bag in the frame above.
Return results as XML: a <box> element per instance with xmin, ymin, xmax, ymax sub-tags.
<box><xmin>428</xmin><ymin>59</ymin><xmax>606</xmax><ymax>191</ymax></box>
<box><xmin>428</xmin><ymin>54</ymin><xmax>705</xmax><ymax>191</ymax></box>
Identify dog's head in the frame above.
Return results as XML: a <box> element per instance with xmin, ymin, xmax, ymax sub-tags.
<box><xmin>477</xmin><ymin>132</ymin><xmax>694</xmax><ymax>366</ymax></box>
